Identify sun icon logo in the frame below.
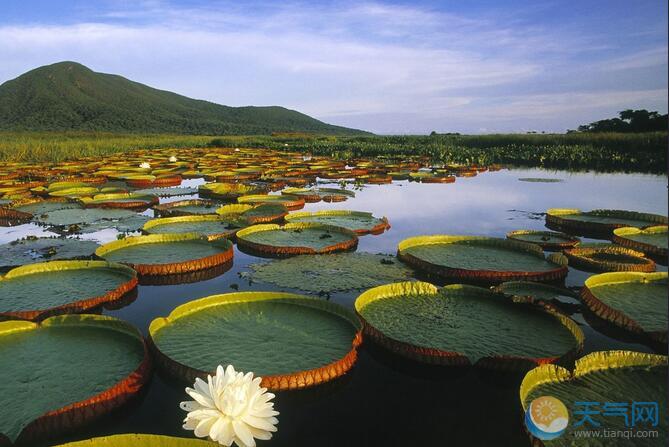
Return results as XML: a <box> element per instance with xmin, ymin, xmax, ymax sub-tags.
<box><xmin>525</xmin><ymin>396</ymin><xmax>569</xmax><ymax>441</ymax></box>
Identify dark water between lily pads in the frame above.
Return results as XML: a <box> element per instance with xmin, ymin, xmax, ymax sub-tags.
<box><xmin>2</xmin><ymin>167</ymin><xmax>667</xmax><ymax>447</ymax></box>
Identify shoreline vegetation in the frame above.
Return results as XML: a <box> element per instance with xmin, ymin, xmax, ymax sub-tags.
<box><xmin>0</xmin><ymin>131</ymin><xmax>665</xmax><ymax>174</ymax></box>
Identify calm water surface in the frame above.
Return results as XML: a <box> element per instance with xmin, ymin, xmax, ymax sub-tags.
<box><xmin>3</xmin><ymin>167</ymin><xmax>666</xmax><ymax>447</ymax></box>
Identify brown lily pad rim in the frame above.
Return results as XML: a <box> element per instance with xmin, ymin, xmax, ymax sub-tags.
<box><xmin>0</xmin><ymin>260</ymin><xmax>138</xmax><ymax>321</ymax></box>
<box><xmin>581</xmin><ymin>271</ymin><xmax>667</xmax><ymax>343</ymax></box>
<box><xmin>236</xmin><ymin>222</ymin><xmax>359</xmax><ymax>256</ymax></box>
<box><xmin>148</xmin><ymin>291</ymin><xmax>362</xmax><ymax>391</ymax></box>
<box><xmin>95</xmin><ymin>233</ymin><xmax>234</xmax><ymax>276</ymax></box>
<box><xmin>612</xmin><ymin>225</ymin><xmax>668</xmax><ymax>258</ymax></box>
<box><xmin>0</xmin><ymin>315</ymin><xmax>151</xmax><ymax>445</ymax></box>
<box><xmin>354</xmin><ymin>281</ymin><xmax>583</xmax><ymax>370</ymax></box>
<box><xmin>564</xmin><ymin>246</ymin><xmax>656</xmax><ymax>272</ymax></box>
<box><xmin>397</xmin><ymin>235</ymin><xmax>568</xmax><ymax>284</ymax></box>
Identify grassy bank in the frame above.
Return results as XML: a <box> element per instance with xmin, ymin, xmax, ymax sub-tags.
<box><xmin>0</xmin><ymin>131</ymin><xmax>665</xmax><ymax>173</ymax></box>
<box><xmin>211</xmin><ymin>132</ymin><xmax>667</xmax><ymax>173</ymax></box>
<box><xmin>0</xmin><ymin>132</ymin><xmax>214</xmax><ymax>163</ymax></box>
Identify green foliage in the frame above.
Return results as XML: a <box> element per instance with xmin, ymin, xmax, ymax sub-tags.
<box><xmin>0</xmin><ymin>61</ymin><xmax>367</xmax><ymax>136</ymax></box>
<box><xmin>210</xmin><ymin>132</ymin><xmax>667</xmax><ymax>173</ymax></box>
<box><xmin>575</xmin><ymin>109</ymin><xmax>668</xmax><ymax>133</ymax></box>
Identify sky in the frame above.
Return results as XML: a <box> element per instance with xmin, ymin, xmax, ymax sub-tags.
<box><xmin>0</xmin><ymin>0</ymin><xmax>667</xmax><ymax>134</ymax></box>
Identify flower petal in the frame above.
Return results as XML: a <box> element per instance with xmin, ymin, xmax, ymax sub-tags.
<box><xmin>233</xmin><ymin>420</ymin><xmax>256</xmax><ymax>447</ymax></box>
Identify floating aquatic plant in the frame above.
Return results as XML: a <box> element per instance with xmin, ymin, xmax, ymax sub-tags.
<box><xmin>181</xmin><ymin>365</ymin><xmax>279</xmax><ymax>447</ymax></box>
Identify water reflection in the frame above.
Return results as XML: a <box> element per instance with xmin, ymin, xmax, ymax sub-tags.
<box><xmin>3</xmin><ymin>167</ymin><xmax>665</xmax><ymax>447</ymax></box>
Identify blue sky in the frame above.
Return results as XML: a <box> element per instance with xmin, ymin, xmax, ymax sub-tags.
<box><xmin>1</xmin><ymin>0</ymin><xmax>666</xmax><ymax>134</ymax></box>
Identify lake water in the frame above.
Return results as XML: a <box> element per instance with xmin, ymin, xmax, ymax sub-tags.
<box><xmin>2</xmin><ymin>167</ymin><xmax>667</xmax><ymax>447</ymax></box>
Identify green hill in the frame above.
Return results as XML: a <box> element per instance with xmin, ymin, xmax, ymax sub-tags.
<box><xmin>0</xmin><ymin>61</ymin><xmax>368</xmax><ymax>135</ymax></box>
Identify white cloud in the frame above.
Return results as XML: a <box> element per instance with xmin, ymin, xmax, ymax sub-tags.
<box><xmin>0</xmin><ymin>1</ymin><xmax>665</xmax><ymax>133</ymax></box>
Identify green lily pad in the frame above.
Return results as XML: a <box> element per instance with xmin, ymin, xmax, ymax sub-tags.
<box><xmin>96</xmin><ymin>233</ymin><xmax>233</xmax><ymax>276</ymax></box>
<box><xmin>495</xmin><ymin>281</ymin><xmax>579</xmax><ymax>303</ymax></box>
<box><xmin>143</xmin><ymin>215</ymin><xmax>247</xmax><ymax>240</ymax></box>
<box><xmin>153</xmin><ymin>199</ymin><xmax>219</xmax><ymax>217</ymax></box>
<box><xmin>582</xmin><ymin>272</ymin><xmax>667</xmax><ymax>342</ymax></box>
<box><xmin>0</xmin><ymin>315</ymin><xmax>148</xmax><ymax>443</ymax></box>
<box><xmin>546</xmin><ymin>208</ymin><xmax>667</xmax><ymax>236</ymax></box>
<box><xmin>613</xmin><ymin>226</ymin><xmax>668</xmax><ymax>258</ymax></box>
<box><xmin>398</xmin><ymin>235</ymin><xmax>567</xmax><ymax>283</ymax></box>
<box><xmin>236</xmin><ymin>223</ymin><xmax>358</xmax><ymax>256</ymax></box>
<box><xmin>506</xmin><ymin>230</ymin><xmax>579</xmax><ymax>250</ymax></box>
<box><xmin>238</xmin><ymin>194</ymin><xmax>304</xmax><ymax>209</ymax></box>
<box><xmin>281</xmin><ymin>187</ymin><xmax>354</xmax><ymax>202</ymax></box>
<box><xmin>80</xmin><ymin>193</ymin><xmax>157</xmax><ymax>208</ymax></box>
<box><xmin>248</xmin><ymin>252</ymin><xmax>414</xmax><ymax>293</ymax></box>
<box><xmin>0</xmin><ymin>260</ymin><xmax>137</xmax><ymax>318</ymax></box>
<box><xmin>12</xmin><ymin>199</ymin><xmax>81</xmax><ymax>216</ymax></box>
<box><xmin>355</xmin><ymin>282</ymin><xmax>582</xmax><ymax>367</ymax></box>
<box><xmin>132</xmin><ymin>186</ymin><xmax>198</xmax><ymax>197</ymax></box>
<box><xmin>0</xmin><ymin>237</ymin><xmax>99</xmax><ymax>269</ymax></box>
<box><xmin>35</xmin><ymin>208</ymin><xmax>137</xmax><ymax>226</ymax></box>
<box><xmin>34</xmin><ymin>208</ymin><xmax>149</xmax><ymax>233</ymax></box>
<box><xmin>149</xmin><ymin>292</ymin><xmax>360</xmax><ymax>389</ymax></box>
<box><xmin>217</xmin><ymin>203</ymin><xmax>288</xmax><ymax>224</ymax></box>
<box><xmin>520</xmin><ymin>351</ymin><xmax>667</xmax><ymax>446</ymax></box>
<box><xmin>285</xmin><ymin>210</ymin><xmax>390</xmax><ymax>235</ymax></box>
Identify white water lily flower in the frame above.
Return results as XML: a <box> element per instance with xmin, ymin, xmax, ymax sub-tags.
<box><xmin>180</xmin><ymin>365</ymin><xmax>279</xmax><ymax>447</ymax></box>
<box><xmin>139</xmin><ymin>162</ymin><xmax>151</xmax><ymax>169</ymax></box>
<box><xmin>169</xmin><ymin>155</ymin><xmax>178</xmax><ymax>162</ymax></box>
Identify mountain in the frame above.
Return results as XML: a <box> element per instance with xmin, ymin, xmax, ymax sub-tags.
<box><xmin>0</xmin><ymin>61</ymin><xmax>368</xmax><ymax>135</ymax></box>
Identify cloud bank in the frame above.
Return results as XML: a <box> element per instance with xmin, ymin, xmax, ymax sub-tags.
<box><xmin>0</xmin><ymin>1</ymin><xmax>666</xmax><ymax>133</ymax></box>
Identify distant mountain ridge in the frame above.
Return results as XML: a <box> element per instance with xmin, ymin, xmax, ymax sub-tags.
<box><xmin>0</xmin><ymin>61</ymin><xmax>369</xmax><ymax>135</ymax></box>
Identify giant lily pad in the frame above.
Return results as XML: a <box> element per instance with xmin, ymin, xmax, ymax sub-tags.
<box><xmin>0</xmin><ymin>260</ymin><xmax>137</xmax><ymax>320</ymax></box>
<box><xmin>80</xmin><ymin>192</ymin><xmax>158</xmax><ymax>209</ymax></box>
<box><xmin>149</xmin><ymin>292</ymin><xmax>361</xmax><ymax>390</ymax></box>
<box><xmin>236</xmin><ymin>223</ymin><xmax>358</xmax><ymax>257</ymax></box>
<box><xmin>520</xmin><ymin>351</ymin><xmax>667</xmax><ymax>446</ymax></box>
<box><xmin>0</xmin><ymin>315</ymin><xmax>150</xmax><ymax>444</ymax></box>
<box><xmin>198</xmin><ymin>183</ymin><xmax>265</xmax><ymax>200</ymax></box>
<box><xmin>281</xmin><ymin>187</ymin><xmax>354</xmax><ymax>203</ymax></box>
<box><xmin>131</xmin><ymin>186</ymin><xmax>198</xmax><ymax>197</ymax></box>
<box><xmin>238</xmin><ymin>194</ymin><xmax>305</xmax><ymax>210</ymax></box>
<box><xmin>142</xmin><ymin>215</ymin><xmax>247</xmax><ymax>240</ymax></box>
<box><xmin>216</xmin><ymin>203</ymin><xmax>288</xmax><ymax>224</ymax></box>
<box><xmin>9</xmin><ymin>198</ymin><xmax>81</xmax><ymax>216</ymax></box>
<box><xmin>248</xmin><ymin>252</ymin><xmax>414</xmax><ymax>293</ymax></box>
<box><xmin>546</xmin><ymin>208</ymin><xmax>667</xmax><ymax>237</ymax></box>
<box><xmin>54</xmin><ymin>434</ymin><xmax>218</xmax><ymax>446</ymax></box>
<box><xmin>613</xmin><ymin>225</ymin><xmax>668</xmax><ymax>259</ymax></box>
<box><xmin>0</xmin><ymin>237</ymin><xmax>99</xmax><ymax>269</ymax></box>
<box><xmin>397</xmin><ymin>235</ymin><xmax>568</xmax><ymax>284</ymax></box>
<box><xmin>506</xmin><ymin>230</ymin><xmax>579</xmax><ymax>251</ymax></box>
<box><xmin>581</xmin><ymin>272</ymin><xmax>667</xmax><ymax>343</ymax></box>
<box><xmin>355</xmin><ymin>282</ymin><xmax>582</xmax><ymax>369</ymax></box>
<box><xmin>495</xmin><ymin>281</ymin><xmax>580</xmax><ymax>307</ymax></box>
<box><xmin>153</xmin><ymin>199</ymin><xmax>219</xmax><ymax>217</ymax></box>
<box><xmin>96</xmin><ymin>233</ymin><xmax>234</xmax><ymax>276</ymax></box>
<box><xmin>34</xmin><ymin>208</ymin><xmax>149</xmax><ymax>234</ymax></box>
<box><xmin>564</xmin><ymin>246</ymin><xmax>656</xmax><ymax>272</ymax></box>
<box><xmin>285</xmin><ymin>210</ymin><xmax>390</xmax><ymax>235</ymax></box>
